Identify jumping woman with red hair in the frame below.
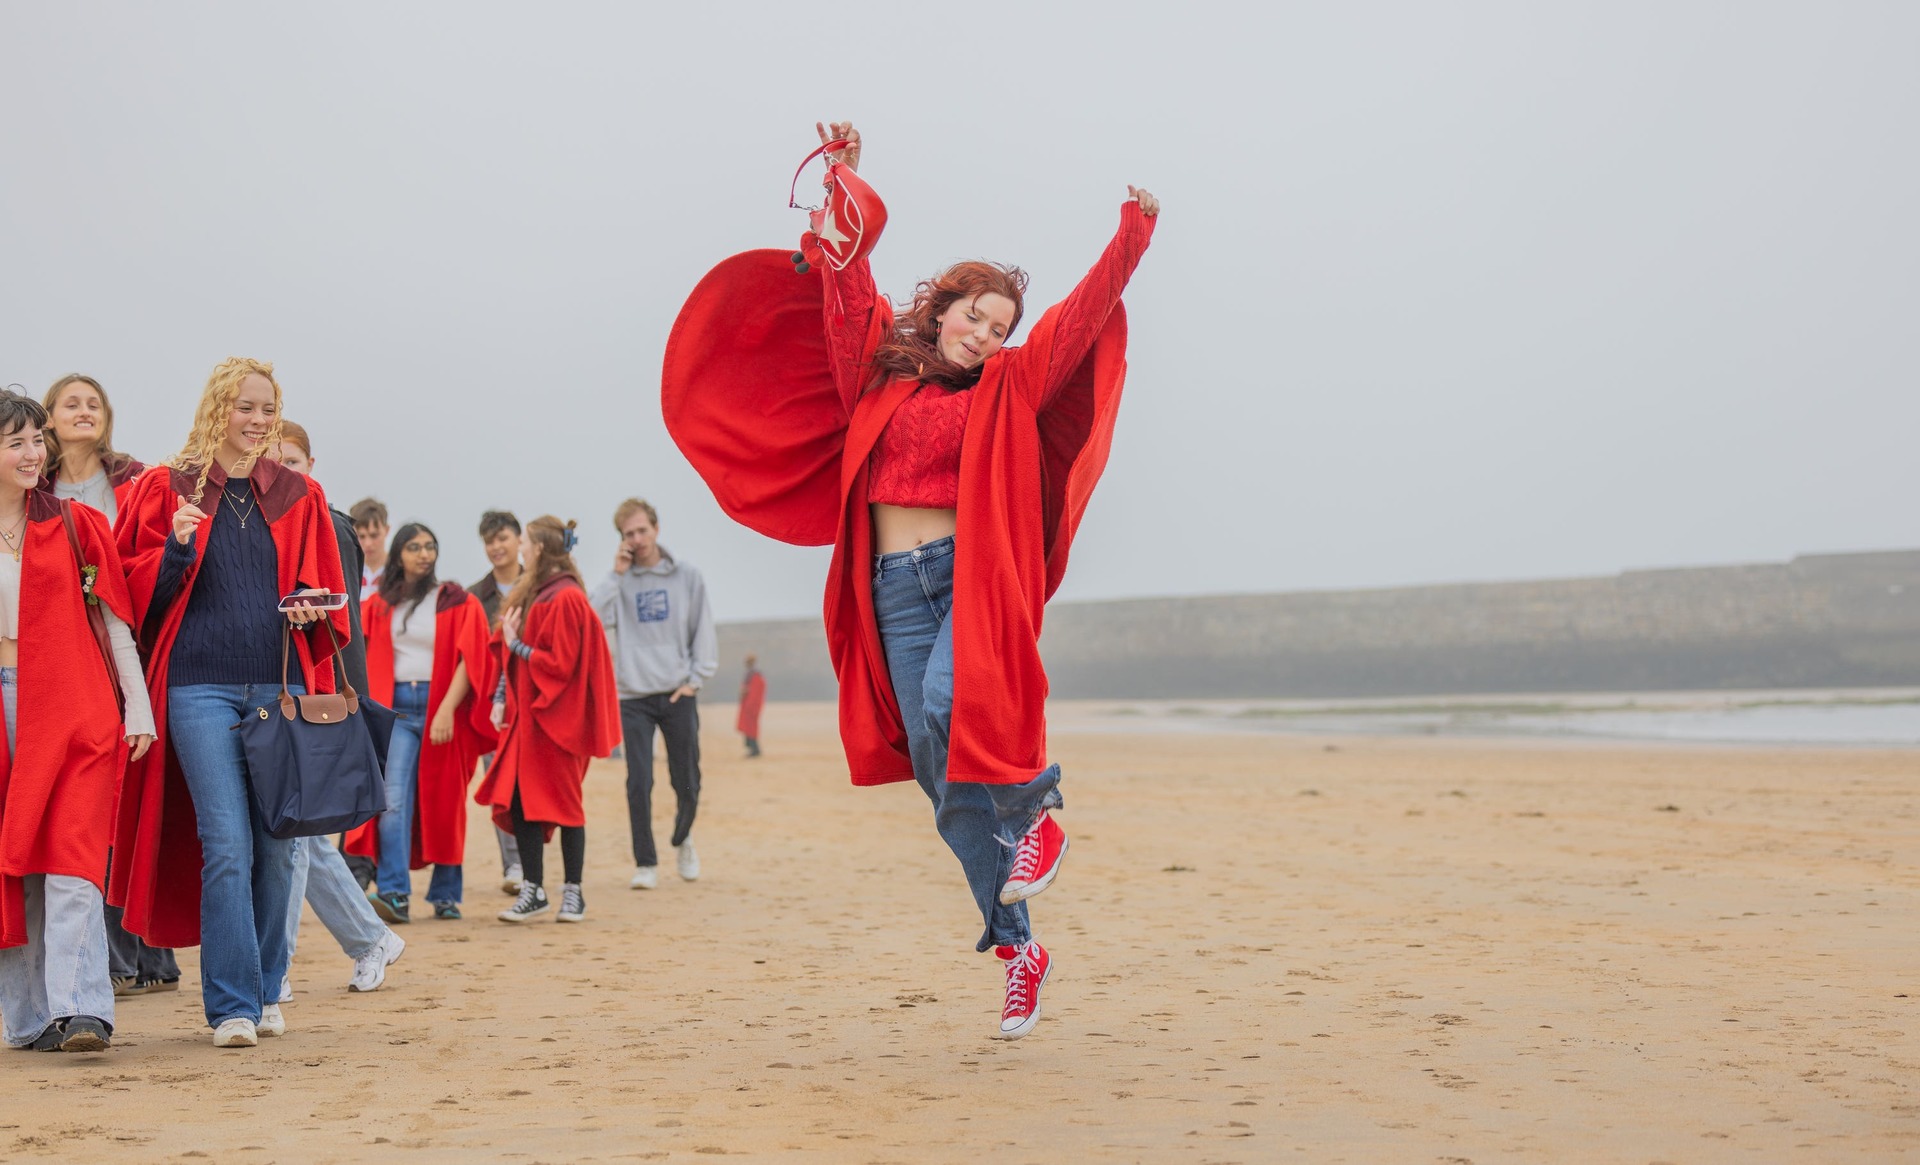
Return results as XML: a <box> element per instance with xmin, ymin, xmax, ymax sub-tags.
<box><xmin>664</xmin><ymin>121</ymin><xmax>1158</xmax><ymax>1038</ymax></box>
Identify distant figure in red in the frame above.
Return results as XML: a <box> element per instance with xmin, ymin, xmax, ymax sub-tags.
<box><xmin>477</xmin><ymin>516</ymin><xmax>620</xmax><ymax>925</ymax></box>
<box><xmin>663</xmin><ymin>121</ymin><xmax>1158</xmax><ymax>1039</ymax></box>
<box><xmin>737</xmin><ymin>654</ymin><xmax>766</xmax><ymax>758</ymax></box>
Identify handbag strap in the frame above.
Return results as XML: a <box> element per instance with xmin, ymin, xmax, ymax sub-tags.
<box><xmin>58</xmin><ymin>499</ymin><xmax>126</xmax><ymax>719</ymax></box>
<box><xmin>789</xmin><ymin>139</ymin><xmax>852</xmax><ymax>210</ymax></box>
<box><xmin>278</xmin><ymin>606</ymin><xmax>362</xmax><ymax>717</ymax></box>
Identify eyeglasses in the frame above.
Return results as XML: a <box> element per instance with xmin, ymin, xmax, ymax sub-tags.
<box><xmin>404</xmin><ymin>541</ymin><xmax>438</xmax><ymax>554</ymax></box>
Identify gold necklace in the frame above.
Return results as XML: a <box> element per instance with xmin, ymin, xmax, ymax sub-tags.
<box><xmin>223</xmin><ymin>484</ymin><xmax>258</xmax><ymax>529</ymax></box>
<box><xmin>0</xmin><ymin>517</ymin><xmax>22</xmax><ymax>562</ymax></box>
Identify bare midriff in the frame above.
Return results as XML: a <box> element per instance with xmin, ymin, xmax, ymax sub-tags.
<box><xmin>872</xmin><ymin>504</ymin><xmax>957</xmax><ymax>555</ymax></box>
<box><xmin>0</xmin><ymin>639</ymin><xmax>16</xmax><ymax>668</ymax></box>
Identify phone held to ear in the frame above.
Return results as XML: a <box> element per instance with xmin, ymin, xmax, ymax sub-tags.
<box><xmin>278</xmin><ymin>591</ymin><xmax>349</xmax><ymax>613</ymax></box>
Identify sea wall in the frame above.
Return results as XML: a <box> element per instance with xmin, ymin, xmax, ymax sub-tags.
<box><xmin>715</xmin><ymin>549</ymin><xmax>1920</xmax><ymax>699</ymax></box>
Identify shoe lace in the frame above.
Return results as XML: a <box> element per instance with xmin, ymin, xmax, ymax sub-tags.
<box><xmin>1007</xmin><ymin>818</ymin><xmax>1046</xmax><ymax>883</ymax></box>
<box><xmin>513</xmin><ymin>883</ymin><xmax>543</xmax><ymax>911</ymax></box>
<box><xmin>1003</xmin><ymin>944</ymin><xmax>1041</xmax><ymax>1015</ymax></box>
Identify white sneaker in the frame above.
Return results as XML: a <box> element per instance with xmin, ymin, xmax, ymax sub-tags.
<box><xmin>276</xmin><ymin>975</ymin><xmax>293</xmax><ymax>1004</ymax></box>
<box><xmin>349</xmin><ymin>930</ymin><xmax>405</xmax><ymax>993</ymax></box>
<box><xmin>213</xmin><ymin>1018</ymin><xmax>257</xmax><ymax>1048</ymax></box>
<box><xmin>258</xmin><ymin>1004</ymin><xmax>286</xmax><ymax>1037</ymax></box>
<box><xmin>501</xmin><ymin>864</ymin><xmax>524</xmax><ymax>895</ymax></box>
<box><xmin>676</xmin><ymin>841</ymin><xmax>700</xmax><ymax>882</ymax></box>
<box><xmin>629</xmin><ymin>866</ymin><xmax>658</xmax><ymax>890</ymax></box>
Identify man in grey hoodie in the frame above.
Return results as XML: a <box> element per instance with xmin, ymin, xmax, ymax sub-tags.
<box><xmin>590</xmin><ymin>498</ymin><xmax>719</xmax><ymax>889</ymax></box>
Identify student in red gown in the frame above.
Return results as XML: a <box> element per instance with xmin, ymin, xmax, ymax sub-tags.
<box><xmin>0</xmin><ymin>392</ymin><xmax>155</xmax><ymax>1052</ymax></box>
<box><xmin>345</xmin><ymin>522</ymin><xmax>495</xmax><ymax>921</ymax></box>
<box><xmin>737</xmin><ymin>654</ymin><xmax>766</xmax><ymax>758</ymax></box>
<box><xmin>32</xmin><ymin>375</ymin><xmax>181</xmax><ymax>999</ymax></box>
<box><xmin>663</xmin><ymin>121</ymin><xmax>1158</xmax><ymax>1039</ymax></box>
<box><xmin>114</xmin><ymin>357</ymin><xmax>347</xmax><ymax>1048</ymax></box>
<box><xmin>475</xmin><ymin>516</ymin><xmax>619</xmax><ymax>925</ymax></box>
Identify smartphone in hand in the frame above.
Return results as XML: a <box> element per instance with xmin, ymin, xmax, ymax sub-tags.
<box><xmin>277</xmin><ymin>591</ymin><xmax>349</xmax><ymax>613</ymax></box>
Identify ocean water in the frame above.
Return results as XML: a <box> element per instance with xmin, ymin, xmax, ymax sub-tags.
<box><xmin>1056</xmin><ymin>690</ymin><xmax>1920</xmax><ymax>746</ymax></box>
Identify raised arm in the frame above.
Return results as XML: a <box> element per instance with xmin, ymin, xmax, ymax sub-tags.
<box><xmin>1009</xmin><ymin>190</ymin><xmax>1160</xmax><ymax>410</ymax></box>
<box><xmin>812</xmin><ymin>121</ymin><xmax>886</xmax><ymax>413</ymax></box>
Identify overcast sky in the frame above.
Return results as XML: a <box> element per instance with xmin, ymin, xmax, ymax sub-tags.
<box><xmin>4</xmin><ymin>2</ymin><xmax>1914</xmax><ymax>621</ymax></box>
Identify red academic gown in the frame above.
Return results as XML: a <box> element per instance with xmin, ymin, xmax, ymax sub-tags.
<box><xmin>474</xmin><ymin>576</ymin><xmax>620</xmax><ymax>834</ymax></box>
<box><xmin>111</xmin><ymin>459</ymin><xmax>348</xmax><ymax>948</ymax></box>
<box><xmin>736</xmin><ymin>669</ymin><xmax>766</xmax><ymax>738</ymax></box>
<box><xmin>344</xmin><ymin>583</ymin><xmax>496</xmax><ymax>867</ymax></box>
<box><xmin>0</xmin><ymin>494</ymin><xmax>136</xmax><ymax>947</ymax></box>
<box><xmin>663</xmin><ymin>200</ymin><xmax>1155</xmax><ymax>786</ymax></box>
<box><xmin>38</xmin><ymin>456</ymin><xmax>148</xmax><ymax>519</ymax></box>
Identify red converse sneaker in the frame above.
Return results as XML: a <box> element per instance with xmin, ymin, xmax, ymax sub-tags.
<box><xmin>995</xmin><ymin>940</ymin><xmax>1051</xmax><ymax>1039</ymax></box>
<box><xmin>999</xmin><ymin>812</ymin><xmax>1068</xmax><ymax>905</ymax></box>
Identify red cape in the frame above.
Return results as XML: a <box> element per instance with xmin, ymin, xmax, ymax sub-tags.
<box><xmin>736</xmin><ymin>670</ymin><xmax>766</xmax><ymax>737</ymax></box>
<box><xmin>37</xmin><ymin>456</ymin><xmax>147</xmax><ymax>520</ymax></box>
<box><xmin>474</xmin><ymin>577</ymin><xmax>620</xmax><ymax>833</ymax></box>
<box><xmin>344</xmin><ymin>583</ymin><xmax>496</xmax><ymax>867</ymax></box>
<box><xmin>0</xmin><ymin>495</ymin><xmax>136</xmax><ymax>947</ymax></box>
<box><xmin>664</xmin><ymin>202</ymin><xmax>1153</xmax><ymax>785</ymax></box>
<box><xmin>109</xmin><ymin>459</ymin><xmax>348</xmax><ymax>948</ymax></box>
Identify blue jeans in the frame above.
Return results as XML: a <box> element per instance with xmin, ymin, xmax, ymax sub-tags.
<box><xmin>286</xmin><ymin>834</ymin><xmax>387</xmax><ymax>965</ymax></box>
<box><xmin>872</xmin><ymin>537</ymin><xmax>1061</xmax><ymax>952</ymax></box>
<box><xmin>167</xmin><ymin>683</ymin><xmax>301</xmax><ymax>1028</ymax></box>
<box><xmin>376</xmin><ymin>681</ymin><xmax>462</xmax><ymax>903</ymax></box>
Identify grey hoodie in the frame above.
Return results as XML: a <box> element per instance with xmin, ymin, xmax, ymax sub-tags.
<box><xmin>588</xmin><ymin>548</ymin><xmax>719</xmax><ymax>700</ymax></box>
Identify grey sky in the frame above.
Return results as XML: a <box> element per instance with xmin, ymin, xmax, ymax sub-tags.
<box><xmin>4</xmin><ymin>2</ymin><xmax>1914</xmax><ymax>621</ymax></box>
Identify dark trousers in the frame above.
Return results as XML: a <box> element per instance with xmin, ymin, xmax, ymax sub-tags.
<box><xmin>620</xmin><ymin>694</ymin><xmax>701</xmax><ymax>868</ymax></box>
<box><xmin>509</xmin><ymin>787</ymin><xmax>584</xmax><ymax>889</ymax></box>
<box><xmin>104</xmin><ymin>903</ymin><xmax>179</xmax><ymax>981</ymax></box>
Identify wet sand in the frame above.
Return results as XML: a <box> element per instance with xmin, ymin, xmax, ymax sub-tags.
<box><xmin>2</xmin><ymin>701</ymin><xmax>1915</xmax><ymax>1163</ymax></box>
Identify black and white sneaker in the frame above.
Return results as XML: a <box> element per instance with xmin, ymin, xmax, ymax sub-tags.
<box><xmin>557</xmin><ymin>883</ymin><xmax>585</xmax><ymax>922</ymax></box>
<box><xmin>497</xmin><ymin>883</ymin><xmax>550</xmax><ymax>924</ymax></box>
<box><xmin>59</xmin><ymin>1015</ymin><xmax>111</xmax><ymax>1052</ymax></box>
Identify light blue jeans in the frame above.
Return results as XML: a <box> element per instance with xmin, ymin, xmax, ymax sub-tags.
<box><xmin>872</xmin><ymin>538</ymin><xmax>1061</xmax><ymax>952</ymax></box>
<box><xmin>286</xmin><ymin>834</ymin><xmax>386</xmax><ymax>965</ymax></box>
<box><xmin>376</xmin><ymin>681</ymin><xmax>462</xmax><ymax>903</ymax></box>
<box><xmin>167</xmin><ymin>683</ymin><xmax>299</xmax><ymax>1029</ymax></box>
<box><xmin>0</xmin><ymin>670</ymin><xmax>115</xmax><ymax>1043</ymax></box>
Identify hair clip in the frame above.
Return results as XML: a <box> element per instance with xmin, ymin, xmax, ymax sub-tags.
<box><xmin>562</xmin><ymin>527</ymin><xmax>579</xmax><ymax>553</ymax></box>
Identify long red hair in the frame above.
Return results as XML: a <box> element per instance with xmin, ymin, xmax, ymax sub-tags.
<box><xmin>868</xmin><ymin>260</ymin><xmax>1029</xmax><ymax>392</ymax></box>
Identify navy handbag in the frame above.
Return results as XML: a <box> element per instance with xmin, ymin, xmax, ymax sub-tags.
<box><xmin>238</xmin><ymin>620</ymin><xmax>389</xmax><ymax>840</ymax></box>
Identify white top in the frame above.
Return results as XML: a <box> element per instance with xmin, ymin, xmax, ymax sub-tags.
<box><xmin>0</xmin><ymin>554</ymin><xmax>16</xmax><ymax>641</ymax></box>
<box><xmin>0</xmin><ymin>551</ymin><xmax>155</xmax><ymax>737</ymax></box>
<box><xmin>53</xmin><ymin>471</ymin><xmax>116</xmax><ymax>523</ymax></box>
<box><xmin>391</xmin><ymin>598</ymin><xmax>436</xmax><ymax>683</ymax></box>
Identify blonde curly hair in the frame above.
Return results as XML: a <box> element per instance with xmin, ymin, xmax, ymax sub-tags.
<box><xmin>171</xmin><ymin>357</ymin><xmax>285</xmax><ymax>504</ymax></box>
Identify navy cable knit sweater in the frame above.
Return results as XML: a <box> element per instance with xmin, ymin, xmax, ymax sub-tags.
<box><xmin>153</xmin><ymin>478</ymin><xmax>289</xmax><ymax>686</ymax></box>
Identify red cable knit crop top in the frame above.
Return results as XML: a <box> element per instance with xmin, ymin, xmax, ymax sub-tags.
<box><xmin>867</xmin><ymin>384</ymin><xmax>972</xmax><ymax>508</ymax></box>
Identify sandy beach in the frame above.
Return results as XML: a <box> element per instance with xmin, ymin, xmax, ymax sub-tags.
<box><xmin>1</xmin><ymin>700</ymin><xmax>1914</xmax><ymax>1163</ymax></box>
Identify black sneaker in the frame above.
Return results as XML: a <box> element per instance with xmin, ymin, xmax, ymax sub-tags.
<box><xmin>557</xmin><ymin>883</ymin><xmax>585</xmax><ymax>923</ymax></box>
<box><xmin>59</xmin><ymin>1016</ymin><xmax>111</xmax><ymax>1052</ymax></box>
<box><xmin>433</xmin><ymin>902</ymin><xmax>462</xmax><ymax>920</ymax></box>
<box><xmin>497</xmin><ymin>883</ymin><xmax>549</xmax><ymax>924</ymax></box>
<box><xmin>29</xmin><ymin>1022</ymin><xmax>64</xmax><ymax>1051</ymax></box>
<box><xmin>369</xmin><ymin>891</ymin><xmax>411</xmax><ymax>924</ymax></box>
